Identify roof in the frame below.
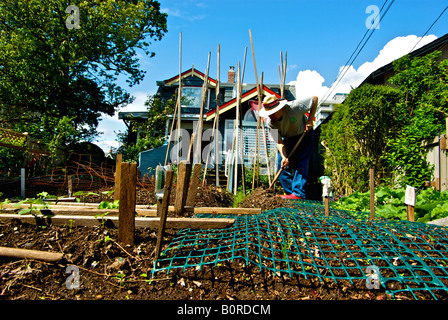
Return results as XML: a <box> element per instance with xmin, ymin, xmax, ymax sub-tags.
<box><xmin>163</xmin><ymin>67</ymin><xmax>217</xmax><ymax>87</ymax></box>
<box><xmin>360</xmin><ymin>33</ymin><xmax>448</xmax><ymax>86</ymax></box>
<box><xmin>118</xmin><ymin>111</ymin><xmax>148</xmax><ymax>120</ymax></box>
<box><xmin>205</xmin><ymin>85</ymin><xmax>280</xmax><ymax>121</ymax></box>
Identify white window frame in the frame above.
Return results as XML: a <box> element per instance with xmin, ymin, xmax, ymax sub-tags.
<box><xmin>181</xmin><ymin>86</ymin><xmax>210</xmax><ymax>109</ymax></box>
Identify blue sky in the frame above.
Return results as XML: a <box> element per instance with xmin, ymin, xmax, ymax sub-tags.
<box><xmin>95</xmin><ymin>0</ymin><xmax>448</xmax><ymax>152</ymax></box>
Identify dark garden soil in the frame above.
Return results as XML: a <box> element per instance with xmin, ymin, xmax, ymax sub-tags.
<box><xmin>0</xmin><ymin>185</ymin><xmax>395</xmax><ymax>301</ymax></box>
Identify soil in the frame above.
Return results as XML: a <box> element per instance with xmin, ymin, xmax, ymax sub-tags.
<box><xmin>0</xmin><ymin>184</ymin><xmax>417</xmax><ymax>302</ymax></box>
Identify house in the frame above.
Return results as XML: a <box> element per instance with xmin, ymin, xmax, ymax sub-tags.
<box><xmin>314</xmin><ymin>93</ymin><xmax>347</xmax><ymax>128</ymax></box>
<box><xmin>119</xmin><ymin>66</ymin><xmax>297</xmax><ymax>183</ymax></box>
<box><xmin>359</xmin><ymin>33</ymin><xmax>448</xmax><ymax>87</ymax></box>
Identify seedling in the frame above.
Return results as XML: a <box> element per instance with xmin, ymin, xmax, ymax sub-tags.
<box><xmin>94</xmin><ymin>211</ymin><xmax>111</xmax><ymax>227</ymax></box>
<box><xmin>13</xmin><ymin>192</ymin><xmax>56</xmax><ymax>216</ymax></box>
<box><xmin>74</xmin><ymin>191</ymin><xmax>99</xmax><ymax>206</ymax></box>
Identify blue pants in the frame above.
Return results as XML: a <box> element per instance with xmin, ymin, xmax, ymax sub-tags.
<box><xmin>276</xmin><ymin>130</ymin><xmax>314</xmax><ymax>198</ymax></box>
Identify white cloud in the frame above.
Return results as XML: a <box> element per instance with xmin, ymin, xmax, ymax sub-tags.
<box><xmin>94</xmin><ymin>91</ymin><xmax>150</xmax><ymax>153</ymax></box>
<box><xmin>289</xmin><ymin>34</ymin><xmax>438</xmax><ymax>102</ymax></box>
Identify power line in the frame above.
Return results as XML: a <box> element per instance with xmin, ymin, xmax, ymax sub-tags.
<box><xmin>318</xmin><ymin>0</ymin><xmax>395</xmax><ymax>107</ymax></box>
<box><xmin>409</xmin><ymin>5</ymin><xmax>448</xmax><ymax>53</ymax></box>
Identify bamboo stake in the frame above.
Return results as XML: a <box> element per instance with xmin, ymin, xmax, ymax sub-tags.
<box><xmin>164</xmin><ymin>86</ymin><xmax>179</xmax><ymax>166</ymax></box>
<box><xmin>249</xmin><ymin>30</ymin><xmax>263</xmax><ymax>190</ymax></box>
<box><xmin>240</xmin><ymin>48</ymin><xmax>247</xmax><ymax>193</ymax></box>
<box><xmin>176</xmin><ymin>32</ymin><xmax>182</xmax><ymax>164</ymax></box>
<box><xmin>283</xmin><ymin>51</ymin><xmax>287</xmax><ymax>96</ymax></box>
<box><xmin>215</xmin><ymin>44</ymin><xmax>221</xmax><ymax>186</ymax></box>
<box><xmin>0</xmin><ymin>246</ymin><xmax>63</xmax><ymax>263</ymax></box>
<box><xmin>164</xmin><ymin>33</ymin><xmax>182</xmax><ymax>165</ymax></box>
<box><xmin>202</xmin><ymin>114</ymin><xmax>217</xmax><ymax>184</ymax></box>
<box><xmin>234</xmin><ymin>62</ymin><xmax>241</xmax><ymax>195</ymax></box>
<box><xmin>194</xmin><ymin>52</ymin><xmax>211</xmax><ymax>165</ymax></box>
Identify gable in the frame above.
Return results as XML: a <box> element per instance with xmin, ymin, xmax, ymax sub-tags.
<box><xmin>164</xmin><ymin>67</ymin><xmax>217</xmax><ymax>87</ymax></box>
<box><xmin>205</xmin><ymin>85</ymin><xmax>280</xmax><ymax>121</ymax></box>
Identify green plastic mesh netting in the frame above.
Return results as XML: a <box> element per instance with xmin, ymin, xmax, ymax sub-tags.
<box><xmin>151</xmin><ymin>200</ymin><xmax>448</xmax><ymax>299</ymax></box>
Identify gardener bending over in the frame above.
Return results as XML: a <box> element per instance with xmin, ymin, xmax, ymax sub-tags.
<box><xmin>259</xmin><ymin>94</ymin><xmax>318</xmax><ymax>199</ymax></box>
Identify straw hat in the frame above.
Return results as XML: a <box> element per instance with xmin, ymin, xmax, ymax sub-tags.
<box><xmin>258</xmin><ymin>94</ymin><xmax>288</xmax><ymax>118</ymax></box>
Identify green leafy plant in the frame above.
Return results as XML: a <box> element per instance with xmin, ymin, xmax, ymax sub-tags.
<box><xmin>333</xmin><ymin>186</ymin><xmax>448</xmax><ymax>222</ymax></box>
<box><xmin>74</xmin><ymin>191</ymin><xmax>99</xmax><ymax>206</ymax></box>
<box><xmin>98</xmin><ymin>200</ymin><xmax>119</xmax><ymax>210</ymax></box>
<box><xmin>94</xmin><ymin>211</ymin><xmax>111</xmax><ymax>228</ymax></box>
<box><xmin>13</xmin><ymin>192</ymin><xmax>56</xmax><ymax>216</ymax></box>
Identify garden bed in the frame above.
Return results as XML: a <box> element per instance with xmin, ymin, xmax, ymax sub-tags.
<box><xmin>1</xmin><ymin>185</ymin><xmax>447</xmax><ymax>301</ymax></box>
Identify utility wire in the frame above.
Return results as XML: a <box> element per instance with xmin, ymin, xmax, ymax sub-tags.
<box><xmin>317</xmin><ymin>0</ymin><xmax>394</xmax><ymax>107</ymax></box>
<box><xmin>409</xmin><ymin>5</ymin><xmax>448</xmax><ymax>53</ymax></box>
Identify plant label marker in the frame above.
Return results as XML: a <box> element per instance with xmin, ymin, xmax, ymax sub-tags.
<box><xmin>405</xmin><ymin>185</ymin><xmax>416</xmax><ymax>222</ymax></box>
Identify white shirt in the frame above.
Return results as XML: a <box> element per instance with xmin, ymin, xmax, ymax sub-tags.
<box><xmin>265</xmin><ymin>97</ymin><xmax>314</xmax><ymax>143</ymax></box>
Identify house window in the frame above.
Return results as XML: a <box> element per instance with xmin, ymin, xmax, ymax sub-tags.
<box><xmin>182</xmin><ymin>87</ymin><xmax>208</xmax><ymax>108</ymax></box>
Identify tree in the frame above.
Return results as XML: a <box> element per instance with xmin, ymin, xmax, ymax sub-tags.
<box><xmin>321</xmin><ymin>84</ymin><xmax>401</xmax><ymax>195</ymax></box>
<box><xmin>382</xmin><ymin>51</ymin><xmax>448</xmax><ymax>187</ymax></box>
<box><xmin>322</xmin><ymin>50</ymin><xmax>448</xmax><ymax>195</ymax></box>
<box><xmin>0</xmin><ymin>0</ymin><xmax>167</xmax><ymax>142</ymax></box>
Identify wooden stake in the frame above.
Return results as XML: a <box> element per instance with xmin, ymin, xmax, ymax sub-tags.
<box><xmin>186</xmin><ymin>163</ymin><xmax>203</xmax><ymax>206</ymax></box>
<box><xmin>0</xmin><ymin>213</ymin><xmax>235</xmax><ymax>230</ymax></box>
<box><xmin>249</xmin><ymin>30</ymin><xmax>263</xmax><ymax>190</ymax></box>
<box><xmin>155</xmin><ymin>170</ymin><xmax>174</xmax><ymax>259</ymax></box>
<box><xmin>234</xmin><ymin>62</ymin><xmax>242</xmax><ymax>195</ymax></box>
<box><xmin>174</xmin><ymin>160</ymin><xmax>192</xmax><ymax>216</ymax></box>
<box><xmin>407</xmin><ymin>205</ymin><xmax>415</xmax><ymax>222</ymax></box>
<box><xmin>118</xmin><ymin>162</ymin><xmax>137</xmax><ymax>246</ymax></box>
<box><xmin>370</xmin><ymin>168</ymin><xmax>375</xmax><ymax>220</ymax></box>
<box><xmin>0</xmin><ymin>246</ymin><xmax>63</xmax><ymax>263</ymax></box>
<box><xmin>195</xmin><ymin>52</ymin><xmax>211</xmax><ymax>165</ymax></box>
<box><xmin>114</xmin><ymin>154</ymin><xmax>122</xmax><ymax>201</ymax></box>
<box><xmin>324</xmin><ymin>197</ymin><xmax>330</xmax><ymax>217</ymax></box>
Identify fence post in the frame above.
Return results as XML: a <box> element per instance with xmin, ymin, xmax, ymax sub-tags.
<box><xmin>118</xmin><ymin>162</ymin><xmax>137</xmax><ymax>246</ymax></box>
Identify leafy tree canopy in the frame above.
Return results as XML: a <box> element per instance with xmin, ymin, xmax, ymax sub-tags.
<box><xmin>0</xmin><ymin>0</ymin><xmax>167</xmax><ymax>143</ymax></box>
<box><xmin>322</xmin><ymin>50</ymin><xmax>448</xmax><ymax>195</ymax></box>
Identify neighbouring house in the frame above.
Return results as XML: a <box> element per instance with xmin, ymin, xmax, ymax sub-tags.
<box><xmin>119</xmin><ymin>65</ymin><xmax>348</xmax><ymax>198</ymax></box>
<box><xmin>119</xmin><ymin>66</ymin><xmax>297</xmax><ymax>182</ymax></box>
<box><xmin>314</xmin><ymin>93</ymin><xmax>347</xmax><ymax>128</ymax></box>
